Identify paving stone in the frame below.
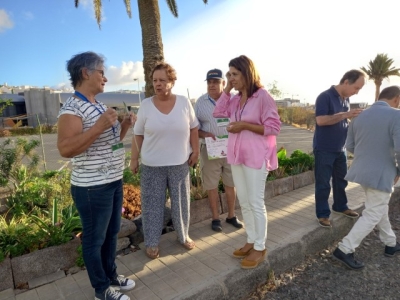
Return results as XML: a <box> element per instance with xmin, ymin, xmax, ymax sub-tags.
<box><xmin>115</xmin><ymin>260</ymin><xmax>130</xmax><ymax>276</ymax></box>
<box><xmin>35</xmin><ymin>283</ymin><xmax>61</xmax><ymax>300</ymax></box>
<box><xmin>54</xmin><ymin>275</ymin><xmax>75</xmax><ymax>287</ymax></box>
<box><xmin>137</xmin><ymin>273</ymin><xmax>160</xmax><ymax>286</ymax></box>
<box><xmin>56</xmin><ymin>281</ymin><xmax>80</xmax><ymax>298</ymax></box>
<box><xmin>0</xmin><ymin>288</ymin><xmax>14</xmax><ymax>300</ymax></box>
<box><xmin>80</xmin><ymin>285</ymin><xmax>94</xmax><ymax>299</ymax></box>
<box><xmin>64</xmin><ymin>291</ymin><xmax>88</xmax><ymax>300</ymax></box>
<box><xmin>145</xmin><ymin>279</ymin><xmax>174</xmax><ymax>298</ymax></box>
<box><xmin>198</xmin><ymin>256</ymin><xmax>229</xmax><ymax>273</ymax></box>
<box><xmin>72</xmin><ymin>271</ymin><xmax>90</xmax><ymax>289</ymax></box>
<box><xmin>28</xmin><ymin>275</ymin><xmax>48</xmax><ymax>289</ymax></box>
<box><xmin>168</xmin><ymin>279</ymin><xmax>191</xmax><ymax>294</ymax></box>
<box><xmin>46</xmin><ymin>271</ymin><xmax>65</xmax><ymax>284</ymax></box>
<box><xmin>12</xmin><ymin>238</ymin><xmax>80</xmax><ymax>288</ymax></box>
<box><xmin>128</xmin><ymin>286</ymin><xmax>159</xmax><ymax>300</ymax></box>
<box><xmin>15</xmin><ymin>289</ymin><xmax>39</xmax><ymax>300</ymax></box>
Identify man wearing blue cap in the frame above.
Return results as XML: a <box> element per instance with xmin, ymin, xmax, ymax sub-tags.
<box><xmin>194</xmin><ymin>69</ymin><xmax>243</xmax><ymax>232</ymax></box>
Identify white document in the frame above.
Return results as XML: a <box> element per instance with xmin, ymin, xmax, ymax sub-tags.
<box><xmin>205</xmin><ymin>135</ymin><xmax>228</xmax><ymax>160</ymax></box>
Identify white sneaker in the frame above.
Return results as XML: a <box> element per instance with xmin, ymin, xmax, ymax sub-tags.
<box><xmin>110</xmin><ymin>275</ymin><xmax>135</xmax><ymax>291</ymax></box>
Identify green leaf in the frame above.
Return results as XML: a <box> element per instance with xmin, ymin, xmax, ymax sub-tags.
<box><xmin>52</xmin><ymin>198</ymin><xmax>58</xmax><ymax>226</ymax></box>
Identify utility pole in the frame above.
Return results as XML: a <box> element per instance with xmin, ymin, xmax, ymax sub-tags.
<box><xmin>133</xmin><ymin>78</ymin><xmax>141</xmax><ymax>105</ymax></box>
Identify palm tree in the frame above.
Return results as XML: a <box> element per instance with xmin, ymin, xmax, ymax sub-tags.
<box><xmin>361</xmin><ymin>53</ymin><xmax>400</xmax><ymax>101</ymax></box>
<box><xmin>74</xmin><ymin>0</ymin><xmax>208</xmax><ymax>97</ymax></box>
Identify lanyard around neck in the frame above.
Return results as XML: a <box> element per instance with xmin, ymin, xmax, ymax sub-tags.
<box><xmin>235</xmin><ymin>98</ymin><xmax>248</xmax><ymax>122</ymax></box>
<box><xmin>74</xmin><ymin>91</ymin><xmax>116</xmax><ymax>138</ymax></box>
<box><xmin>207</xmin><ymin>95</ymin><xmax>216</xmax><ymax>106</ymax></box>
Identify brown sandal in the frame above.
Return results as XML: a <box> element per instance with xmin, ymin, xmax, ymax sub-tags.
<box><xmin>181</xmin><ymin>238</ymin><xmax>195</xmax><ymax>250</ymax></box>
<box><xmin>146</xmin><ymin>246</ymin><xmax>159</xmax><ymax>259</ymax></box>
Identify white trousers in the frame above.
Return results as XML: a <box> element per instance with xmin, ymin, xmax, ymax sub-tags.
<box><xmin>338</xmin><ymin>186</ymin><xmax>396</xmax><ymax>254</ymax></box>
<box><xmin>231</xmin><ymin>163</ymin><xmax>268</xmax><ymax>251</ymax></box>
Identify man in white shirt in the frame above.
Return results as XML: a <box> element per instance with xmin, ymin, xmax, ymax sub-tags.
<box><xmin>194</xmin><ymin>69</ymin><xmax>243</xmax><ymax>232</ymax></box>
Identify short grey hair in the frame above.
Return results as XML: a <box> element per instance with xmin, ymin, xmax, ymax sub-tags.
<box><xmin>378</xmin><ymin>85</ymin><xmax>400</xmax><ymax>100</ymax></box>
<box><xmin>66</xmin><ymin>51</ymin><xmax>105</xmax><ymax>88</ymax></box>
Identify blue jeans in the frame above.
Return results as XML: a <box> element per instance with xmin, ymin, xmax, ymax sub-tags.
<box><xmin>71</xmin><ymin>179</ymin><xmax>123</xmax><ymax>294</ymax></box>
<box><xmin>314</xmin><ymin>150</ymin><xmax>348</xmax><ymax>218</ymax></box>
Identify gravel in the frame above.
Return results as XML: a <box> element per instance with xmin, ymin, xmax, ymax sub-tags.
<box><xmin>247</xmin><ymin>194</ymin><xmax>400</xmax><ymax>300</ymax></box>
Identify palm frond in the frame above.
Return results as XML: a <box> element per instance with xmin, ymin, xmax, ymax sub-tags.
<box><xmin>123</xmin><ymin>0</ymin><xmax>132</xmax><ymax>18</ymax></box>
<box><xmin>361</xmin><ymin>53</ymin><xmax>400</xmax><ymax>80</ymax></box>
<box><xmin>93</xmin><ymin>0</ymin><xmax>102</xmax><ymax>29</ymax></box>
<box><xmin>166</xmin><ymin>0</ymin><xmax>178</xmax><ymax>17</ymax></box>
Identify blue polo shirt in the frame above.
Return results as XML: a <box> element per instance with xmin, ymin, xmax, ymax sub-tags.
<box><xmin>313</xmin><ymin>86</ymin><xmax>350</xmax><ymax>152</ymax></box>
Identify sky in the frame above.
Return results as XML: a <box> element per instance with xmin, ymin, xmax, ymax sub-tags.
<box><xmin>1</xmin><ymin>0</ymin><xmax>400</xmax><ymax>104</ymax></box>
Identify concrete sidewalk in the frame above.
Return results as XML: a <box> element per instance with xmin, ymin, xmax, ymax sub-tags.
<box><xmin>0</xmin><ymin>182</ymin><xmax>365</xmax><ymax>300</ymax></box>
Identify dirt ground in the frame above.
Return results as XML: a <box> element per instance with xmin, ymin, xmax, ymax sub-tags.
<box><xmin>246</xmin><ymin>193</ymin><xmax>400</xmax><ymax>300</ymax></box>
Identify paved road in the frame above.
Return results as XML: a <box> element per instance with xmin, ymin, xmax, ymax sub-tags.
<box><xmin>0</xmin><ymin>125</ymin><xmax>315</xmax><ymax>171</ymax></box>
<box><xmin>276</xmin><ymin>125</ymin><xmax>314</xmax><ymax>156</ymax></box>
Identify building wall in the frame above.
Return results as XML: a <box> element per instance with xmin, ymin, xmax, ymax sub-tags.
<box><xmin>3</xmin><ymin>89</ymin><xmax>145</xmax><ymax>127</ymax></box>
<box><xmin>24</xmin><ymin>88</ymin><xmax>61</xmax><ymax>126</ymax></box>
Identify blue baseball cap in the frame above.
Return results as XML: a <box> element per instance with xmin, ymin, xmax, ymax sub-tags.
<box><xmin>205</xmin><ymin>69</ymin><xmax>223</xmax><ymax>81</ymax></box>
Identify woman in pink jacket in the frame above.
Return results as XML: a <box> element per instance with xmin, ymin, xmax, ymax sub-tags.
<box><xmin>213</xmin><ymin>55</ymin><xmax>281</xmax><ymax>269</ymax></box>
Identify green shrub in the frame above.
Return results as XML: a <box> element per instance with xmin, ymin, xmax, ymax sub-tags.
<box><xmin>0</xmin><ymin>214</ymin><xmax>43</xmax><ymax>258</ymax></box>
<box><xmin>289</xmin><ymin>149</ymin><xmax>314</xmax><ymax>172</ymax></box>
<box><xmin>123</xmin><ymin>152</ymin><xmax>141</xmax><ymax>186</ymax></box>
<box><xmin>6</xmin><ymin>169</ymin><xmax>73</xmax><ymax>217</ymax></box>
<box><xmin>76</xmin><ymin>245</ymin><xmax>85</xmax><ymax>267</ymax></box>
<box><xmin>270</xmin><ymin>149</ymin><xmax>314</xmax><ymax>179</ymax></box>
<box><xmin>30</xmin><ymin>200</ymin><xmax>82</xmax><ymax>248</ymax></box>
<box><xmin>8</xmin><ymin>124</ymin><xmax>56</xmax><ymax>136</ymax></box>
<box><xmin>123</xmin><ymin>168</ymin><xmax>140</xmax><ymax>186</ymax></box>
<box><xmin>278</xmin><ymin>107</ymin><xmax>315</xmax><ymax>129</ymax></box>
<box><xmin>0</xmin><ymin>138</ymin><xmax>40</xmax><ymax>188</ymax></box>
<box><xmin>0</xmin><ymin>202</ymin><xmax>82</xmax><ymax>259</ymax></box>
<box><xmin>190</xmin><ymin>164</ymin><xmax>207</xmax><ymax>201</ymax></box>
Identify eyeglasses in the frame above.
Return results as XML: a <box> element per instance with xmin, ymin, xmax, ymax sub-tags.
<box><xmin>94</xmin><ymin>69</ymin><xmax>105</xmax><ymax>77</ymax></box>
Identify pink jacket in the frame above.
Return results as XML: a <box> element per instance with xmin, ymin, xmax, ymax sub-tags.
<box><xmin>213</xmin><ymin>88</ymin><xmax>281</xmax><ymax>170</ymax></box>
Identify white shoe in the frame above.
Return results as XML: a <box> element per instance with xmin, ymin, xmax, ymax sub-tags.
<box><xmin>110</xmin><ymin>275</ymin><xmax>135</xmax><ymax>291</ymax></box>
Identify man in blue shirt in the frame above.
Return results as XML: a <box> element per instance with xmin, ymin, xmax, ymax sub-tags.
<box><xmin>313</xmin><ymin>69</ymin><xmax>365</xmax><ymax>228</ymax></box>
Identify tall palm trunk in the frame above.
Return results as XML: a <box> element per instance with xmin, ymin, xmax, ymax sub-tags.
<box><xmin>374</xmin><ymin>79</ymin><xmax>382</xmax><ymax>101</ymax></box>
<box><xmin>137</xmin><ymin>0</ymin><xmax>164</xmax><ymax>98</ymax></box>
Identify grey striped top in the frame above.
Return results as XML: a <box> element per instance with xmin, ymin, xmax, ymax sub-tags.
<box><xmin>58</xmin><ymin>96</ymin><xmax>124</xmax><ymax>187</ymax></box>
<box><xmin>194</xmin><ymin>93</ymin><xmax>229</xmax><ymax>144</ymax></box>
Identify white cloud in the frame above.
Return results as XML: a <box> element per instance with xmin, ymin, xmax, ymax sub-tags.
<box><xmin>77</xmin><ymin>0</ymin><xmax>91</xmax><ymax>8</ymax></box>
<box><xmin>105</xmin><ymin>61</ymin><xmax>144</xmax><ymax>89</ymax></box>
<box><xmin>0</xmin><ymin>10</ymin><xmax>14</xmax><ymax>33</ymax></box>
<box><xmin>163</xmin><ymin>0</ymin><xmax>400</xmax><ymax>104</ymax></box>
<box><xmin>52</xmin><ymin>83</ymin><xmax>73</xmax><ymax>92</ymax></box>
<box><xmin>22</xmin><ymin>11</ymin><xmax>34</xmax><ymax>20</ymax></box>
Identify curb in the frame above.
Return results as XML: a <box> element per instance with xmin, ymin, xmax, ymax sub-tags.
<box><xmin>178</xmin><ymin>203</ymin><xmax>364</xmax><ymax>300</ymax></box>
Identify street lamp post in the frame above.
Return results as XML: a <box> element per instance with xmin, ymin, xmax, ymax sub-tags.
<box><xmin>133</xmin><ymin>78</ymin><xmax>141</xmax><ymax>105</ymax></box>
